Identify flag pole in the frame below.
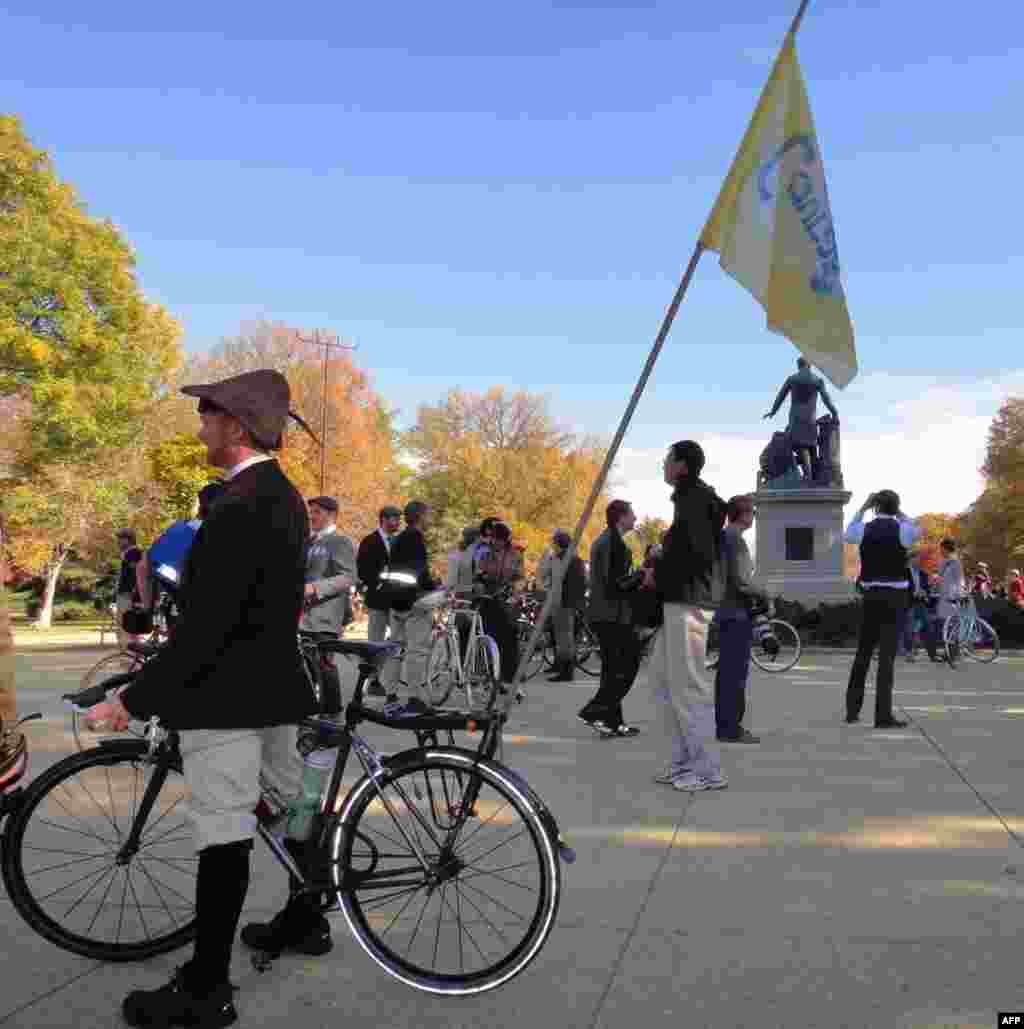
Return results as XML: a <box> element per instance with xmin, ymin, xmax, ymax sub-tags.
<box><xmin>509</xmin><ymin>240</ymin><xmax>705</xmax><ymax>693</ymax></box>
<box><xmin>788</xmin><ymin>0</ymin><xmax>812</xmax><ymax>35</ymax></box>
<box><xmin>508</xmin><ymin>0</ymin><xmax>815</xmax><ymax>697</ymax></box>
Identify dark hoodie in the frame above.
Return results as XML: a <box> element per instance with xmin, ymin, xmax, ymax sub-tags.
<box><xmin>654</xmin><ymin>477</ymin><xmax>727</xmax><ymax>608</ymax></box>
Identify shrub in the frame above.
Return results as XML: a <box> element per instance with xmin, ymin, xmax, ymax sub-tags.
<box><xmin>57</xmin><ymin>600</ymin><xmax>100</xmax><ymax>622</ymax></box>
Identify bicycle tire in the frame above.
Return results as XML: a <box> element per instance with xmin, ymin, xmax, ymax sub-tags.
<box><xmin>573</xmin><ymin>621</ymin><xmax>600</xmax><ymax>677</ymax></box>
<box><xmin>751</xmin><ymin>619</ymin><xmax>802</xmax><ymax>673</ymax></box>
<box><xmin>72</xmin><ymin>651</ymin><xmax>145</xmax><ymax>751</ymax></box>
<box><xmin>964</xmin><ymin>617</ymin><xmax>1000</xmax><ymax>664</ymax></box>
<box><xmin>331</xmin><ymin>747</ymin><xmax>561</xmax><ymax>995</ymax></box>
<box><xmin>515</xmin><ymin>619</ymin><xmax>547</xmax><ymax>681</ymax></box>
<box><xmin>467</xmin><ymin>635</ymin><xmax>500</xmax><ymax>710</ymax></box>
<box><xmin>425</xmin><ymin>632</ymin><xmax>457</xmax><ymax>706</ymax></box>
<box><xmin>1</xmin><ymin>740</ymin><xmax>197</xmax><ymax>962</ymax></box>
<box><xmin>942</xmin><ymin>615</ymin><xmax>962</xmax><ymax>667</ymax></box>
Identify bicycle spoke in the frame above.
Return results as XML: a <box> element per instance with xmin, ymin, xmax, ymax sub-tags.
<box><xmin>134</xmin><ymin>857</ymin><xmax>184</xmax><ymax>931</ymax></box>
<box><xmin>432</xmin><ymin>882</ymin><xmax>447</xmax><ymax>970</ymax></box>
<box><xmin>124</xmin><ymin>869</ymin><xmax>152</xmax><ymax>940</ymax></box>
<box><xmin>44</xmin><ymin>793</ymin><xmax>118</xmax><ymax>848</ymax></box>
<box><xmin>405</xmin><ymin>889</ymin><xmax>433</xmax><ymax>958</ymax></box>
<box><xmin>458</xmin><ymin>876</ymin><xmax>529</xmax><ymax>924</ymax></box>
<box><xmin>115</xmin><ymin>866</ymin><xmax>130</xmax><ymax>943</ymax></box>
<box><xmin>23</xmin><ymin>852</ymin><xmax>111</xmax><ymax>877</ymax></box>
<box><xmin>355</xmin><ymin>883</ymin><xmax>427</xmax><ymax>912</ymax></box>
<box><xmin>84</xmin><ymin>864</ymin><xmax>122</xmax><ymax>934</ymax></box>
<box><xmin>451</xmin><ymin>795</ymin><xmax>513</xmax><ymax>854</ymax></box>
<box><xmin>36</xmin><ymin>860</ymin><xmax>118</xmax><ymax>902</ymax></box>
<box><xmin>141</xmin><ymin>790</ymin><xmax>188</xmax><ymax>841</ymax></box>
<box><xmin>133</xmin><ymin>859</ymin><xmax>197</xmax><ymax>907</ymax></box>
<box><xmin>439</xmin><ymin>881</ymin><xmax>492</xmax><ymax>960</ymax></box>
<box><xmin>457</xmin><ymin>823</ymin><xmax>526</xmax><ymax>867</ymax></box>
<box><xmin>457</xmin><ymin>860</ymin><xmax>539</xmax><ymax>892</ymax></box>
<box><xmin>455</xmin><ymin>875</ymin><xmax>465</xmax><ymax>973</ymax></box>
<box><xmin>72</xmin><ymin>770</ymin><xmax>125</xmax><ymax>839</ymax></box>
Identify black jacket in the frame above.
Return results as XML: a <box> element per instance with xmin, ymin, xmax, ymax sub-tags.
<box><xmin>121</xmin><ymin>460</ymin><xmax>316</xmax><ymax>731</ymax></box>
<box><xmin>587</xmin><ymin>528</ymin><xmax>633</xmax><ymax>625</ymax></box>
<box><xmin>654</xmin><ymin>478</ymin><xmax>727</xmax><ymax>607</ymax></box>
<box><xmin>356</xmin><ymin>530</ymin><xmax>391</xmax><ymax>611</ymax></box>
<box><xmin>388</xmin><ymin>527</ymin><xmax>437</xmax><ymax>592</ymax></box>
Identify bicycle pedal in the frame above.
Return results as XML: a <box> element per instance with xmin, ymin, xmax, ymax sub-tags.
<box><xmin>251</xmin><ymin>950</ymin><xmax>276</xmax><ymax>974</ymax></box>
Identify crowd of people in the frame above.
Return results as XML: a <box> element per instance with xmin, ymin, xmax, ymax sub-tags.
<box><xmin>84</xmin><ymin>364</ymin><xmax>1022</xmax><ymax>1028</ymax></box>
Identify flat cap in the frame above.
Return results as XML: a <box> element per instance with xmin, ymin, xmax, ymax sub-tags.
<box><xmin>308</xmin><ymin>496</ymin><xmax>338</xmax><ymax>513</ymax></box>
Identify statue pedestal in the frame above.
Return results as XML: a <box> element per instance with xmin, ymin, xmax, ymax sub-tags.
<box><xmin>752</xmin><ymin>488</ymin><xmax>854</xmax><ymax>606</ymax></box>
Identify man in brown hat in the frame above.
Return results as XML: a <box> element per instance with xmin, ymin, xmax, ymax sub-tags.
<box><xmin>86</xmin><ymin>369</ymin><xmax>320</xmax><ymax>1028</ymax></box>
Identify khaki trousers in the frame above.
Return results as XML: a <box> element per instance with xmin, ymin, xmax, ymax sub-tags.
<box><xmin>366</xmin><ymin>608</ymin><xmax>390</xmax><ymax>642</ymax></box>
<box><xmin>648</xmin><ymin>603</ymin><xmax>722</xmax><ymax>779</ymax></box>
<box><xmin>181</xmin><ymin>725</ymin><xmax>304</xmax><ymax>852</ymax></box>
<box><xmin>379</xmin><ymin>607</ymin><xmax>432</xmax><ymax>702</ymax></box>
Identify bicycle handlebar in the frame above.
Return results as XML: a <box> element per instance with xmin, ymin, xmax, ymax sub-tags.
<box><xmin>63</xmin><ymin>673</ymin><xmax>137</xmax><ymax>710</ymax></box>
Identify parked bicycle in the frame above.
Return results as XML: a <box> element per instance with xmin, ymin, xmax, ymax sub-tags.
<box><xmin>942</xmin><ymin>596</ymin><xmax>1000</xmax><ymax>666</ymax></box>
<box><xmin>0</xmin><ymin>633</ymin><xmax>572</xmax><ymax>996</ymax></box>
<box><xmin>705</xmin><ymin>611</ymin><xmax>802</xmax><ymax>674</ymax></box>
<box><xmin>424</xmin><ymin>589</ymin><xmax>502</xmax><ymax>708</ymax></box>
<box><xmin>512</xmin><ymin>594</ymin><xmax>600</xmax><ymax>679</ymax></box>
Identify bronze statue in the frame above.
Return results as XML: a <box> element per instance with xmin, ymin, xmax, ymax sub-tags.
<box><xmin>764</xmin><ymin>357</ymin><xmax>839</xmax><ymax>481</ymax></box>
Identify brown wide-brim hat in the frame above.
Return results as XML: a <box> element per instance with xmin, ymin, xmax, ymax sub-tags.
<box><xmin>183</xmin><ymin>369</ymin><xmax>319</xmax><ymax>451</ymax></box>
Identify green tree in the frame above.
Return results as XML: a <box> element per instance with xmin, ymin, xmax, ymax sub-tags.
<box><xmin>149</xmin><ymin>434</ymin><xmax>219</xmax><ymax>522</ymax></box>
<box><xmin>0</xmin><ymin>115</ymin><xmax>184</xmax><ymax>625</ymax></box>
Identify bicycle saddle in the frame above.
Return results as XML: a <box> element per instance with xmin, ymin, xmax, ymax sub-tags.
<box><xmin>318</xmin><ymin>639</ymin><xmax>403</xmax><ymax>663</ymax></box>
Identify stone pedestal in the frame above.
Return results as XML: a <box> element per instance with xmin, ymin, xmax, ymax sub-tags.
<box><xmin>753</xmin><ymin>488</ymin><xmax>854</xmax><ymax>606</ymax></box>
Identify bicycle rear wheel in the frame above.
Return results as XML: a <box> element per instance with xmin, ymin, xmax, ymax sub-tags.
<box><xmin>963</xmin><ymin>617</ymin><xmax>1000</xmax><ymax>664</ymax></box>
<box><xmin>751</xmin><ymin>619</ymin><xmax>802</xmax><ymax>672</ymax></box>
<box><xmin>573</xmin><ymin>620</ymin><xmax>600</xmax><ymax>677</ymax></box>
<box><xmin>942</xmin><ymin>615</ymin><xmax>962</xmax><ymax>667</ymax></box>
<box><xmin>515</xmin><ymin>619</ymin><xmax>547</xmax><ymax>681</ymax></box>
<box><xmin>72</xmin><ymin>651</ymin><xmax>146</xmax><ymax>751</ymax></box>
<box><xmin>425</xmin><ymin>632</ymin><xmax>457</xmax><ymax>706</ymax></box>
<box><xmin>332</xmin><ymin>748</ymin><xmax>561</xmax><ymax>995</ymax></box>
<box><xmin>1</xmin><ymin>740</ymin><xmax>197</xmax><ymax>961</ymax></box>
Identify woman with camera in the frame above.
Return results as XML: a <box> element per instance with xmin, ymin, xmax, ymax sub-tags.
<box><xmin>577</xmin><ymin>499</ymin><xmax>643</xmax><ymax>737</ymax></box>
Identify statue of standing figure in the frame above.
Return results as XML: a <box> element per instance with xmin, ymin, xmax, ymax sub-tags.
<box><xmin>763</xmin><ymin>357</ymin><xmax>839</xmax><ymax>482</ymax></box>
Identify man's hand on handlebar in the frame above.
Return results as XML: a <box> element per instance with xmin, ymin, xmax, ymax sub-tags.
<box><xmin>86</xmin><ymin>696</ymin><xmax>132</xmax><ymax>732</ymax></box>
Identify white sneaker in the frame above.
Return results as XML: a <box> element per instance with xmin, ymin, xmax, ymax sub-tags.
<box><xmin>653</xmin><ymin>766</ymin><xmax>683</xmax><ymax>784</ymax></box>
<box><xmin>700</xmin><ymin>774</ymin><xmax>729</xmax><ymax>790</ymax></box>
<box><xmin>670</xmin><ymin>773</ymin><xmax>708</xmax><ymax>792</ymax></box>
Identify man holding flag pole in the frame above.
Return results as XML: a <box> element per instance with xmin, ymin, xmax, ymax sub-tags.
<box><xmin>511</xmin><ymin>0</ymin><xmax>858</xmax><ymax>782</ymax></box>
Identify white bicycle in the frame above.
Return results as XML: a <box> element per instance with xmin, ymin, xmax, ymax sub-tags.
<box><xmin>424</xmin><ymin>590</ymin><xmax>502</xmax><ymax>709</ymax></box>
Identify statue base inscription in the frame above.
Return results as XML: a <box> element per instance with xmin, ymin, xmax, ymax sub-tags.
<box><xmin>753</xmin><ymin>488</ymin><xmax>854</xmax><ymax>606</ymax></box>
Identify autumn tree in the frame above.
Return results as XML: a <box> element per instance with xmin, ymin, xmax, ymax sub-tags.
<box><xmin>404</xmin><ymin>387</ymin><xmax>610</xmax><ymax>574</ymax></box>
<box><xmin>183</xmin><ymin>322</ymin><xmax>403</xmax><ymax>541</ymax></box>
<box><xmin>632</xmin><ymin>516</ymin><xmax>670</xmax><ymax>560</ymax></box>
<box><xmin>958</xmin><ymin>398</ymin><xmax>1024</xmax><ymax>579</ymax></box>
<box><xmin>0</xmin><ymin>115</ymin><xmax>184</xmax><ymax>625</ymax></box>
<box><xmin>914</xmin><ymin>512</ymin><xmax>963</xmax><ymax>574</ymax></box>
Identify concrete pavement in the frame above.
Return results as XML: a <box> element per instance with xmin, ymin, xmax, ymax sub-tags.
<box><xmin>2</xmin><ymin>644</ymin><xmax>1023</xmax><ymax>1028</ymax></box>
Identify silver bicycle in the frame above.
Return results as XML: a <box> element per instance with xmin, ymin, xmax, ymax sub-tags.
<box><xmin>425</xmin><ymin>590</ymin><xmax>502</xmax><ymax>709</ymax></box>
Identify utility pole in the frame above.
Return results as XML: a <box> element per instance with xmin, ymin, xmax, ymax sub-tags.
<box><xmin>297</xmin><ymin>329</ymin><xmax>354</xmax><ymax>494</ymax></box>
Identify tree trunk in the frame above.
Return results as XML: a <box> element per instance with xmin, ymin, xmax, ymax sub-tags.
<box><xmin>35</xmin><ymin>546</ymin><xmax>69</xmax><ymax>629</ymax></box>
<box><xmin>0</xmin><ymin>561</ymin><xmax>15</xmax><ymax>724</ymax></box>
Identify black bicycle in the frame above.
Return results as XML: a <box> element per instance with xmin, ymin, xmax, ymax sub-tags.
<box><xmin>0</xmin><ymin>635</ymin><xmax>571</xmax><ymax>996</ymax></box>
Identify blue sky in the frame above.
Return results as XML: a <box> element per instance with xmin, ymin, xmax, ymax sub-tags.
<box><xmin>3</xmin><ymin>0</ymin><xmax>1022</xmax><ymax>522</ymax></box>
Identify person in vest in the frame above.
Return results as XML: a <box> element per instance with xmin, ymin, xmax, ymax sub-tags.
<box><xmin>843</xmin><ymin>490</ymin><xmax>922</xmax><ymax>727</ymax></box>
<box><xmin>301</xmin><ymin>496</ymin><xmax>357</xmax><ymax>714</ymax></box>
<box><xmin>86</xmin><ymin>368</ymin><xmax>320</xmax><ymax>1027</ymax></box>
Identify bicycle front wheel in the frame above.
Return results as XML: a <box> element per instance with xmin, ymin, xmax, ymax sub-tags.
<box><xmin>964</xmin><ymin>617</ymin><xmax>1000</xmax><ymax>664</ymax></box>
<box><xmin>425</xmin><ymin>632</ymin><xmax>457</xmax><ymax>706</ymax></box>
<box><xmin>1</xmin><ymin>741</ymin><xmax>197</xmax><ymax>961</ymax></box>
<box><xmin>466</xmin><ymin>634</ymin><xmax>500</xmax><ymax>710</ymax></box>
<box><xmin>750</xmin><ymin>619</ymin><xmax>801</xmax><ymax>672</ymax></box>
<box><xmin>72</xmin><ymin>651</ymin><xmax>146</xmax><ymax>751</ymax></box>
<box><xmin>332</xmin><ymin>748</ymin><xmax>561</xmax><ymax>995</ymax></box>
<box><xmin>942</xmin><ymin>615</ymin><xmax>962</xmax><ymax>667</ymax></box>
<box><xmin>515</xmin><ymin>619</ymin><xmax>547</xmax><ymax>681</ymax></box>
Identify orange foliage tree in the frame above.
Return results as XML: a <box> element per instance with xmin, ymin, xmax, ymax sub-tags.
<box><xmin>404</xmin><ymin>387</ymin><xmax>610</xmax><ymax>577</ymax></box>
<box><xmin>180</xmin><ymin>322</ymin><xmax>403</xmax><ymax>542</ymax></box>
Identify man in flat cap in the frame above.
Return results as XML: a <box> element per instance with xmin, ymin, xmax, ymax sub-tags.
<box><xmin>301</xmin><ymin>495</ymin><xmax>357</xmax><ymax>713</ymax></box>
<box><xmin>87</xmin><ymin>369</ymin><xmax>321</xmax><ymax>1027</ymax></box>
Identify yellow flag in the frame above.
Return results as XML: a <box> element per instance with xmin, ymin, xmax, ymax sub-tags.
<box><xmin>701</xmin><ymin>36</ymin><xmax>857</xmax><ymax>387</ymax></box>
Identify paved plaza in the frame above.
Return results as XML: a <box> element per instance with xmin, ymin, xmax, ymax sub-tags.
<box><xmin>2</xmin><ymin>641</ymin><xmax>1023</xmax><ymax>1028</ymax></box>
